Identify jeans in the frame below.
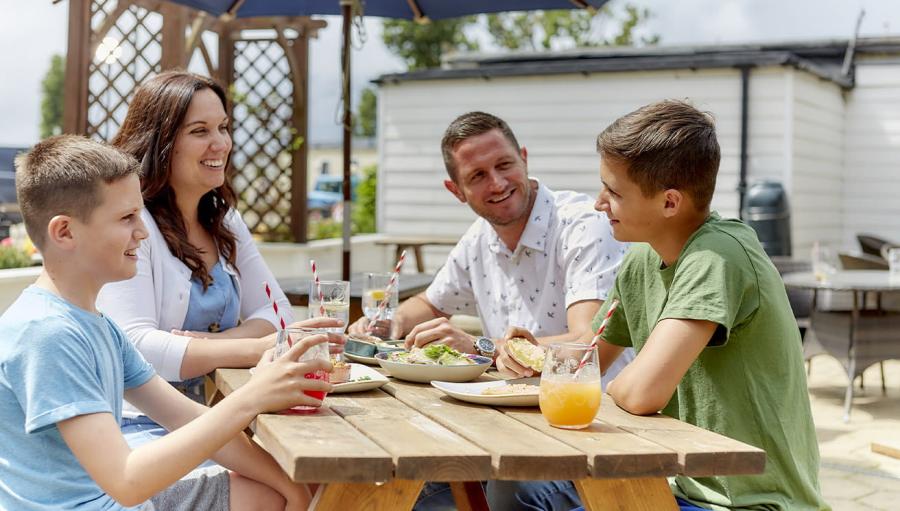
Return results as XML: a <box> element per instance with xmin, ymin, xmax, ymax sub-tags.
<box><xmin>414</xmin><ymin>480</ymin><xmax>580</xmax><ymax>511</ymax></box>
<box><xmin>414</xmin><ymin>480</ymin><xmax>710</xmax><ymax>511</ymax></box>
<box><xmin>121</xmin><ymin>415</ymin><xmax>219</xmax><ymax>471</ymax></box>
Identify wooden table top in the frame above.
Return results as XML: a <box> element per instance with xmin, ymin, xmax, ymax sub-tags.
<box><xmin>214</xmin><ymin>368</ymin><xmax>766</xmax><ymax>484</ymax></box>
<box><xmin>783</xmin><ymin>270</ymin><xmax>900</xmax><ymax>292</ymax></box>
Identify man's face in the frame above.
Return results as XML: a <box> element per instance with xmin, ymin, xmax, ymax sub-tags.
<box><xmin>594</xmin><ymin>158</ymin><xmax>665</xmax><ymax>242</ymax></box>
<box><xmin>445</xmin><ymin>129</ymin><xmax>532</xmax><ymax>227</ymax></box>
<box><xmin>71</xmin><ymin>174</ymin><xmax>147</xmax><ymax>284</ymax></box>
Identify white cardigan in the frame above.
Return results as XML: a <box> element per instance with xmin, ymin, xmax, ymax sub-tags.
<box><xmin>98</xmin><ymin>208</ymin><xmax>294</xmax><ymax>382</ymax></box>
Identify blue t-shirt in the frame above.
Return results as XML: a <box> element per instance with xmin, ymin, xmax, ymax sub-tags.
<box><xmin>0</xmin><ymin>286</ymin><xmax>156</xmax><ymax>510</ymax></box>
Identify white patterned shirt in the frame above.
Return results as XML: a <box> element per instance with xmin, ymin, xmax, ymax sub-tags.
<box><xmin>427</xmin><ymin>181</ymin><xmax>628</xmax><ymax>339</ymax></box>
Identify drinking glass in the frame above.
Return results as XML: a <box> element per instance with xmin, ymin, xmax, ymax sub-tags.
<box><xmin>309</xmin><ymin>280</ymin><xmax>350</xmax><ymax>333</ymax></box>
<box><xmin>888</xmin><ymin>248</ymin><xmax>900</xmax><ymax>282</ymax></box>
<box><xmin>811</xmin><ymin>242</ymin><xmax>839</xmax><ymax>283</ymax></box>
<box><xmin>274</xmin><ymin>326</ymin><xmax>332</xmax><ymax>413</ymax></box>
<box><xmin>362</xmin><ymin>272</ymin><xmax>398</xmax><ymax>339</ymax></box>
<box><xmin>539</xmin><ymin>343</ymin><xmax>602</xmax><ymax>430</ymax></box>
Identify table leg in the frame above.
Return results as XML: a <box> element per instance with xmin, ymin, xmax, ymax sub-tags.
<box><xmin>574</xmin><ymin>478</ymin><xmax>678</xmax><ymax>511</ymax></box>
<box><xmin>843</xmin><ymin>290</ymin><xmax>860</xmax><ymax>423</ymax></box>
<box><xmin>449</xmin><ymin>481</ymin><xmax>489</xmax><ymax>511</ymax></box>
<box><xmin>310</xmin><ymin>480</ymin><xmax>424</xmax><ymax>511</ymax></box>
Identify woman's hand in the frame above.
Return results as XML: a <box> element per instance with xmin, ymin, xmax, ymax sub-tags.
<box><xmin>496</xmin><ymin>326</ymin><xmax>540</xmax><ymax>378</ymax></box>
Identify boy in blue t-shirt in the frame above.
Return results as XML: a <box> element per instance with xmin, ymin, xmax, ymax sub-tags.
<box><xmin>0</xmin><ymin>135</ymin><xmax>331</xmax><ymax>510</ymax></box>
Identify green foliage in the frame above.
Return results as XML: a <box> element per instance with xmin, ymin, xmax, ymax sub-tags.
<box><xmin>486</xmin><ymin>4</ymin><xmax>659</xmax><ymax>51</ymax></box>
<box><xmin>0</xmin><ymin>246</ymin><xmax>34</xmax><ymax>270</ymax></box>
<box><xmin>352</xmin><ymin>164</ymin><xmax>377</xmax><ymax>234</ymax></box>
<box><xmin>40</xmin><ymin>54</ymin><xmax>65</xmax><ymax>139</ymax></box>
<box><xmin>309</xmin><ymin>164</ymin><xmax>378</xmax><ymax>240</ymax></box>
<box><xmin>382</xmin><ymin>17</ymin><xmax>479</xmax><ymax>70</ymax></box>
<box><xmin>355</xmin><ymin>87</ymin><xmax>377</xmax><ymax>138</ymax></box>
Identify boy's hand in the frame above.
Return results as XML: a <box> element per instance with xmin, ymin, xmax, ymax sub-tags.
<box><xmin>496</xmin><ymin>327</ymin><xmax>538</xmax><ymax>378</ymax></box>
<box><xmin>244</xmin><ymin>334</ymin><xmax>333</xmax><ymax>414</ymax></box>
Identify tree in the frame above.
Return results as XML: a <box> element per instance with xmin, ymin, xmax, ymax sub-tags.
<box><xmin>40</xmin><ymin>54</ymin><xmax>65</xmax><ymax>139</ymax></box>
<box><xmin>381</xmin><ymin>17</ymin><xmax>479</xmax><ymax>71</ymax></box>
<box><xmin>355</xmin><ymin>87</ymin><xmax>377</xmax><ymax>138</ymax></box>
<box><xmin>486</xmin><ymin>4</ymin><xmax>659</xmax><ymax>51</ymax></box>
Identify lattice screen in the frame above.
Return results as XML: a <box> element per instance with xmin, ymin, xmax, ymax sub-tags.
<box><xmin>87</xmin><ymin>0</ymin><xmax>162</xmax><ymax>142</ymax></box>
<box><xmin>230</xmin><ymin>39</ymin><xmax>297</xmax><ymax>241</ymax></box>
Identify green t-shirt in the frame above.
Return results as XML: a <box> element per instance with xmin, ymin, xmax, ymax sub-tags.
<box><xmin>593</xmin><ymin>212</ymin><xmax>828</xmax><ymax>511</ymax></box>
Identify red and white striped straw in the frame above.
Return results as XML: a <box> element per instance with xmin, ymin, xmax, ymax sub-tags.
<box><xmin>264</xmin><ymin>281</ymin><xmax>290</xmax><ymax>347</ymax></box>
<box><xmin>309</xmin><ymin>259</ymin><xmax>326</xmax><ymax>317</ymax></box>
<box><xmin>368</xmin><ymin>250</ymin><xmax>406</xmax><ymax>328</ymax></box>
<box><xmin>576</xmin><ymin>299</ymin><xmax>620</xmax><ymax>372</ymax></box>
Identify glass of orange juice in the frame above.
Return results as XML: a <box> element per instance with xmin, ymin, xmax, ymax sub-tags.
<box><xmin>539</xmin><ymin>343</ymin><xmax>602</xmax><ymax>429</ymax></box>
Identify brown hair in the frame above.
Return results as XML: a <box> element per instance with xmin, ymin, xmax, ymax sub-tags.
<box><xmin>15</xmin><ymin>135</ymin><xmax>140</xmax><ymax>250</ymax></box>
<box><xmin>441</xmin><ymin>111</ymin><xmax>521</xmax><ymax>182</ymax></box>
<box><xmin>596</xmin><ymin>99</ymin><xmax>720</xmax><ymax>210</ymax></box>
<box><xmin>112</xmin><ymin>70</ymin><xmax>237</xmax><ymax>288</ymax></box>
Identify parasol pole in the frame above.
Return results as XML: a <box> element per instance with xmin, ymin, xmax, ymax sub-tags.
<box><xmin>340</xmin><ymin>0</ymin><xmax>353</xmax><ymax>281</ymax></box>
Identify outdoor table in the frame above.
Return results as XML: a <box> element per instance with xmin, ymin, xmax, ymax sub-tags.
<box><xmin>212</xmin><ymin>368</ymin><xmax>765</xmax><ymax>511</ymax></box>
<box><xmin>782</xmin><ymin>270</ymin><xmax>900</xmax><ymax>421</ymax></box>
<box><xmin>374</xmin><ymin>235</ymin><xmax>459</xmax><ymax>273</ymax></box>
<box><xmin>279</xmin><ymin>272</ymin><xmax>434</xmax><ymax>322</ymax></box>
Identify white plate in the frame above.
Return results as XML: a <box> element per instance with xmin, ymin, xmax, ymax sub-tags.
<box><xmin>375</xmin><ymin>352</ymin><xmax>492</xmax><ymax>383</ymax></box>
<box><xmin>331</xmin><ymin>363</ymin><xmax>389</xmax><ymax>393</ymax></box>
<box><xmin>344</xmin><ymin>351</ymin><xmax>379</xmax><ymax>365</ymax></box>
<box><xmin>430</xmin><ymin>377</ymin><xmax>541</xmax><ymax>406</ymax></box>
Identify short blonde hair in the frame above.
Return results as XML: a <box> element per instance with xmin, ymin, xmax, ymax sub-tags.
<box><xmin>15</xmin><ymin>135</ymin><xmax>140</xmax><ymax>249</ymax></box>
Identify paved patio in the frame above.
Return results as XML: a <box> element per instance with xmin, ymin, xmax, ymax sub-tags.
<box><xmin>809</xmin><ymin>355</ymin><xmax>900</xmax><ymax>510</ymax></box>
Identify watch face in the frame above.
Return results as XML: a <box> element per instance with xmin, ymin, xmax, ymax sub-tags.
<box><xmin>477</xmin><ymin>337</ymin><xmax>495</xmax><ymax>353</ymax></box>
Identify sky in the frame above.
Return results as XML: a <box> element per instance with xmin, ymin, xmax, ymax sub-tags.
<box><xmin>2</xmin><ymin>0</ymin><xmax>900</xmax><ymax>147</ymax></box>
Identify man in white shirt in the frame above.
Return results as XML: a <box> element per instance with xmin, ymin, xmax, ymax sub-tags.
<box><xmin>351</xmin><ymin>111</ymin><xmax>633</xmax><ymax>384</ymax></box>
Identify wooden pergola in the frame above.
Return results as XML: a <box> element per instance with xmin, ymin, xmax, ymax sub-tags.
<box><xmin>61</xmin><ymin>0</ymin><xmax>326</xmax><ymax>242</ymax></box>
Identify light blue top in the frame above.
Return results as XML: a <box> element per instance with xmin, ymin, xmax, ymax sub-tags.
<box><xmin>182</xmin><ymin>261</ymin><xmax>240</xmax><ymax>335</ymax></box>
<box><xmin>169</xmin><ymin>261</ymin><xmax>240</xmax><ymax>404</ymax></box>
<box><xmin>0</xmin><ymin>286</ymin><xmax>155</xmax><ymax>510</ymax></box>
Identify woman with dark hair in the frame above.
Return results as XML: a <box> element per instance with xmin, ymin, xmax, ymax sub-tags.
<box><xmin>97</xmin><ymin>71</ymin><xmax>328</xmax><ymax>506</ymax></box>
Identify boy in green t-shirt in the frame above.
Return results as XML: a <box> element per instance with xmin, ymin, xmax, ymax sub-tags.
<box><xmin>587</xmin><ymin>100</ymin><xmax>828</xmax><ymax>510</ymax></box>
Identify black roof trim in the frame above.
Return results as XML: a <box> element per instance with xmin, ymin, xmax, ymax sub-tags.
<box><xmin>375</xmin><ymin>38</ymin><xmax>900</xmax><ymax>89</ymax></box>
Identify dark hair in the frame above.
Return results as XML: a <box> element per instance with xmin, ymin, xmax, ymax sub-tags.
<box><xmin>15</xmin><ymin>135</ymin><xmax>140</xmax><ymax>249</ymax></box>
<box><xmin>112</xmin><ymin>70</ymin><xmax>237</xmax><ymax>288</ymax></box>
<box><xmin>440</xmin><ymin>111</ymin><xmax>521</xmax><ymax>182</ymax></box>
<box><xmin>596</xmin><ymin>99</ymin><xmax>721</xmax><ymax>210</ymax></box>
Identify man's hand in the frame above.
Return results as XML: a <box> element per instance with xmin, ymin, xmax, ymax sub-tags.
<box><xmin>496</xmin><ymin>326</ymin><xmax>539</xmax><ymax>378</ymax></box>
<box><xmin>404</xmin><ymin>317</ymin><xmax>476</xmax><ymax>354</ymax></box>
<box><xmin>347</xmin><ymin>316</ymin><xmax>397</xmax><ymax>340</ymax></box>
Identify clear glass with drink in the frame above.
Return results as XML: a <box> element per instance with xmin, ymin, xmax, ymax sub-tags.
<box><xmin>811</xmin><ymin>241</ymin><xmax>839</xmax><ymax>283</ymax></box>
<box><xmin>309</xmin><ymin>280</ymin><xmax>350</xmax><ymax>333</ymax></box>
<box><xmin>539</xmin><ymin>343</ymin><xmax>602</xmax><ymax>430</ymax></box>
<box><xmin>274</xmin><ymin>326</ymin><xmax>332</xmax><ymax>414</ymax></box>
<box><xmin>362</xmin><ymin>272</ymin><xmax>398</xmax><ymax>339</ymax></box>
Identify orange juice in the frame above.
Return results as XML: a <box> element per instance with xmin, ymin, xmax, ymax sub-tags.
<box><xmin>539</xmin><ymin>378</ymin><xmax>602</xmax><ymax>429</ymax></box>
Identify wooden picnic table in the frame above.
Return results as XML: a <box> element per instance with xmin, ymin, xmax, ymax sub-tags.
<box><xmin>212</xmin><ymin>369</ymin><xmax>766</xmax><ymax>510</ymax></box>
<box><xmin>374</xmin><ymin>235</ymin><xmax>459</xmax><ymax>273</ymax></box>
<box><xmin>279</xmin><ymin>272</ymin><xmax>434</xmax><ymax>323</ymax></box>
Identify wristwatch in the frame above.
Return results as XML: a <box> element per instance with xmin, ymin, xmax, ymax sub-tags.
<box><xmin>473</xmin><ymin>337</ymin><xmax>496</xmax><ymax>358</ymax></box>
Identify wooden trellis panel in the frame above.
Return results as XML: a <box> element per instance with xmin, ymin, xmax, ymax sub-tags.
<box><xmin>64</xmin><ymin>0</ymin><xmax>321</xmax><ymax>242</ymax></box>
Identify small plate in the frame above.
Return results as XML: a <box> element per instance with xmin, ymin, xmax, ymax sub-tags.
<box><xmin>430</xmin><ymin>377</ymin><xmax>541</xmax><ymax>406</ymax></box>
<box><xmin>375</xmin><ymin>352</ymin><xmax>492</xmax><ymax>383</ymax></box>
<box><xmin>344</xmin><ymin>351</ymin><xmax>379</xmax><ymax>365</ymax></box>
<box><xmin>331</xmin><ymin>363</ymin><xmax>389</xmax><ymax>393</ymax></box>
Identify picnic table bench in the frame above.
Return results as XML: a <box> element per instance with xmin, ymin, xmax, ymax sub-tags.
<box><xmin>212</xmin><ymin>368</ymin><xmax>766</xmax><ymax>510</ymax></box>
